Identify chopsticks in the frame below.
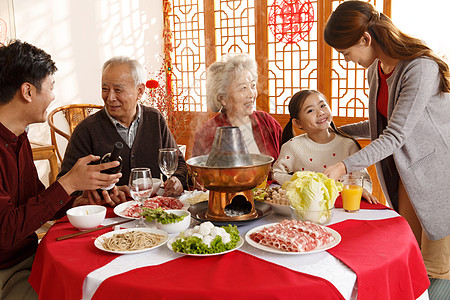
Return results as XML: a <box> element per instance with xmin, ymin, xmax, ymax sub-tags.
<box><xmin>56</xmin><ymin>219</ymin><xmax>134</xmax><ymax>241</ymax></box>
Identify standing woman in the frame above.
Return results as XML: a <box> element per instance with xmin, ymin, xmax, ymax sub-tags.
<box><xmin>323</xmin><ymin>0</ymin><xmax>450</xmax><ymax>279</ymax></box>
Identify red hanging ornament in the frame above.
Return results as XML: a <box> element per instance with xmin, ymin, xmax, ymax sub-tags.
<box><xmin>268</xmin><ymin>0</ymin><xmax>315</xmax><ymax>44</ymax></box>
<box><xmin>146</xmin><ymin>79</ymin><xmax>159</xmax><ymax>89</ymax></box>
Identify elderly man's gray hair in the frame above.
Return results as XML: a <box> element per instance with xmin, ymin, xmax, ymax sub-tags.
<box><xmin>103</xmin><ymin>56</ymin><xmax>146</xmax><ymax>87</ymax></box>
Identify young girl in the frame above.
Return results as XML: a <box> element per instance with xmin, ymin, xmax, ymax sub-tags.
<box><xmin>272</xmin><ymin>90</ymin><xmax>378</xmax><ymax>204</ymax></box>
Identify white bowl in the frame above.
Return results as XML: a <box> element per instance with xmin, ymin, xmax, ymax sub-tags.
<box><xmin>271</xmin><ymin>203</ymin><xmax>291</xmax><ymax>216</ymax></box>
<box><xmin>155</xmin><ymin>210</ymin><xmax>191</xmax><ymax>234</ymax></box>
<box><xmin>67</xmin><ymin>205</ymin><xmax>106</xmax><ymax>230</ymax></box>
<box><xmin>152</xmin><ymin>178</ymin><xmax>162</xmax><ymax>196</ymax></box>
<box><xmin>290</xmin><ymin>206</ymin><xmax>334</xmax><ymax>225</ymax></box>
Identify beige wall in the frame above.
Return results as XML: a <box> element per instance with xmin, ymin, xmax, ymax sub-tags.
<box><xmin>392</xmin><ymin>0</ymin><xmax>450</xmax><ymax>59</ymax></box>
<box><xmin>14</xmin><ymin>0</ymin><xmax>164</xmax><ymax>185</ymax></box>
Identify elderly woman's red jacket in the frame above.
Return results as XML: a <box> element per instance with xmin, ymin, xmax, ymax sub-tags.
<box><xmin>192</xmin><ymin>111</ymin><xmax>281</xmax><ymax>160</ymax></box>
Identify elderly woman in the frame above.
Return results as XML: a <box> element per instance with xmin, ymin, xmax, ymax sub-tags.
<box><xmin>192</xmin><ymin>53</ymin><xmax>281</xmax><ymax>160</ymax></box>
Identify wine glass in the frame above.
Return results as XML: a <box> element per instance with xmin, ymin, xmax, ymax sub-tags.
<box><xmin>129</xmin><ymin>168</ymin><xmax>153</xmax><ymax>228</ymax></box>
<box><xmin>158</xmin><ymin>148</ymin><xmax>179</xmax><ymax>185</ymax></box>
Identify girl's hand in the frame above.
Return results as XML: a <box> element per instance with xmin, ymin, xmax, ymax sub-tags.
<box><xmin>323</xmin><ymin>162</ymin><xmax>347</xmax><ymax>181</ymax></box>
<box><xmin>362</xmin><ymin>188</ymin><xmax>379</xmax><ymax>204</ymax></box>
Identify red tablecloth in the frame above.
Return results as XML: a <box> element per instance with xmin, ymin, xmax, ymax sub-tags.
<box><xmin>29</xmin><ymin>208</ymin><xmax>429</xmax><ymax>300</ymax></box>
<box><xmin>30</xmin><ymin>209</ymin><xmax>344</xmax><ymax>300</ymax></box>
<box><xmin>92</xmin><ymin>251</ymin><xmax>344</xmax><ymax>300</ymax></box>
<box><xmin>29</xmin><ymin>211</ymin><xmax>121</xmax><ymax>299</ymax></box>
<box><xmin>328</xmin><ymin>217</ymin><xmax>429</xmax><ymax>300</ymax></box>
<box><xmin>334</xmin><ymin>194</ymin><xmax>388</xmax><ymax>210</ymax></box>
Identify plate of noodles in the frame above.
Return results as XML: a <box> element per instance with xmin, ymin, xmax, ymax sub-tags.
<box><xmin>94</xmin><ymin>228</ymin><xmax>169</xmax><ymax>254</ymax></box>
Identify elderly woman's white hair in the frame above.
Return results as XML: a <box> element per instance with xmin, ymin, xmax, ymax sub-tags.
<box><xmin>206</xmin><ymin>53</ymin><xmax>258</xmax><ymax>113</ymax></box>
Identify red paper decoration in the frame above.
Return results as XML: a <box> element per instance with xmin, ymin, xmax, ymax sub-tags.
<box><xmin>268</xmin><ymin>0</ymin><xmax>315</xmax><ymax>44</ymax></box>
<box><xmin>163</xmin><ymin>0</ymin><xmax>173</xmax><ymax>96</ymax></box>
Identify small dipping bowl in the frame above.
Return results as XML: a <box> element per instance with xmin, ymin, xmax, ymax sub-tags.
<box><xmin>67</xmin><ymin>205</ymin><xmax>106</xmax><ymax>230</ymax></box>
<box><xmin>156</xmin><ymin>210</ymin><xmax>191</xmax><ymax>234</ymax></box>
<box><xmin>152</xmin><ymin>178</ymin><xmax>162</xmax><ymax>196</ymax></box>
<box><xmin>290</xmin><ymin>206</ymin><xmax>334</xmax><ymax>225</ymax></box>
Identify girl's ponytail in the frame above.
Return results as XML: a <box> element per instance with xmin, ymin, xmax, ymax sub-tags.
<box><xmin>330</xmin><ymin>121</ymin><xmax>361</xmax><ymax>150</ymax></box>
<box><xmin>281</xmin><ymin>118</ymin><xmax>295</xmax><ymax>145</ymax></box>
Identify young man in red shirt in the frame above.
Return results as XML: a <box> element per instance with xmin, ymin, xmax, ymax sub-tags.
<box><xmin>0</xmin><ymin>40</ymin><xmax>122</xmax><ymax>299</ymax></box>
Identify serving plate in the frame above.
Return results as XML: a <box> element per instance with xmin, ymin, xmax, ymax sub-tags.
<box><xmin>188</xmin><ymin>201</ymin><xmax>272</xmax><ymax>226</ymax></box>
<box><xmin>94</xmin><ymin>228</ymin><xmax>169</xmax><ymax>255</ymax></box>
<box><xmin>114</xmin><ymin>199</ymin><xmax>189</xmax><ymax>220</ymax></box>
<box><xmin>179</xmin><ymin>190</ymin><xmax>209</xmax><ymax>205</ymax></box>
<box><xmin>167</xmin><ymin>236</ymin><xmax>244</xmax><ymax>257</ymax></box>
<box><xmin>114</xmin><ymin>201</ymin><xmax>140</xmax><ymax>220</ymax></box>
<box><xmin>245</xmin><ymin>223</ymin><xmax>341</xmax><ymax>255</ymax></box>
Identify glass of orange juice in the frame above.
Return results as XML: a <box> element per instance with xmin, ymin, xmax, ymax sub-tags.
<box><xmin>341</xmin><ymin>174</ymin><xmax>363</xmax><ymax>212</ymax></box>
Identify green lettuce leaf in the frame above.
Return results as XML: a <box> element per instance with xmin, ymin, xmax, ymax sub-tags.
<box><xmin>282</xmin><ymin>171</ymin><xmax>342</xmax><ymax>213</ymax></box>
<box><xmin>171</xmin><ymin>225</ymin><xmax>240</xmax><ymax>254</ymax></box>
<box><xmin>141</xmin><ymin>207</ymin><xmax>186</xmax><ymax>224</ymax></box>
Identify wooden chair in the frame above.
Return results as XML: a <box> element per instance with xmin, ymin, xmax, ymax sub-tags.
<box><xmin>47</xmin><ymin>104</ymin><xmax>103</xmax><ymax>162</ymax></box>
<box><xmin>37</xmin><ymin>104</ymin><xmax>103</xmax><ymax>240</ymax></box>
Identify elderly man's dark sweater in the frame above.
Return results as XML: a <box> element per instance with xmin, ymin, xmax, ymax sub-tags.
<box><xmin>58</xmin><ymin>106</ymin><xmax>188</xmax><ymax>189</ymax></box>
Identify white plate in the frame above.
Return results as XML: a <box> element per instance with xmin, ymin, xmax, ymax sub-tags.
<box><xmin>167</xmin><ymin>236</ymin><xmax>244</xmax><ymax>256</ymax></box>
<box><xmin>114</xmin><ymin>199</ymin><xmax>190</xmax><ymax>220</ymax></box>
<box><xmin>94</xmin><ymin>228</ymin><xmax>169</xmax><ymax>254</ymax></box>
<box><xmin>245</xmin><ymin>223</ymin><xmax>341</xmax><ymax>255</ymax></box>
<box><xmin>179</xmin><ymin>190</ymin><xmax>209</xmax><ymax>205</ymax></box>
<box><xmin>114</xmin><ymin>201</ymin><xmax>140</xmax><ymax>219</ymax></box>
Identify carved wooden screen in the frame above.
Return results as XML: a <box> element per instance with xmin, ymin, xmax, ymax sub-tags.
<box><xmin>168</xmin><ymin>0</ymin><xmax>390</xmax><ymax>203</ymax></box>
<box><xmin>268</xmin><ymin>0</ymin><xmax>318</xmax><ymax>115</ymax></box>
<box><xmin>168</xmin><ymin>1</ymin><xmax>207</xmax><ymax>112</ymax></box>
<box><xmin>168</xmin><ymin>0</ymin><xmax>388</xmax><ymax>121</ymax></box>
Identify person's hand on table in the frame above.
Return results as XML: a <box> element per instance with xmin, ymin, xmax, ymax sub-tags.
<box><xmin>163</xmin><ymin>176</ymin><xmax>183</xmax><ymax>196</ymax></box>
<box><xmin>362</xmin><ymin>188</ymin><xmax>379</xmax><ymax>204</ymax></box>
<box><xmin>73</xmin><ymin>185</ymin><xmax>128</xmax><ymax>207</ymax></box>
<box><xmin>323</xmin><ymin>161</ymin><xmax>347</xmax><ymax>181</ymax></box>
<box><xmin>58</xmin><ymin>155</ymin><xmax>122</xmax><ymax>195</ymax></box>
<box><xmin>94</xmin><ymin>185</ymin><xmax>129</xmax><ymax>206</ymax></box>
<box><xmin>73</xmin><ymin>190</ymin><xmax>101</xmax><ymax>207</ymax></box>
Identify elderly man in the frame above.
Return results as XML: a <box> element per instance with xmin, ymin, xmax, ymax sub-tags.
<box><xmin>0</xmin><ymin>40</ymin><xmax>122</xmax><ymax>299</ymax></box>
<box><xmin>59</xmin><ymin>56</ymin><xmax>187</xmax><ymax>205</ymax></box>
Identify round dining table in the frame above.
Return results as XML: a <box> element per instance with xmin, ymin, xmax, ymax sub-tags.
<box><xmin>29</xmin><ymin>195</ymin><xmax>430</xmax><ymax>300</ymax></box>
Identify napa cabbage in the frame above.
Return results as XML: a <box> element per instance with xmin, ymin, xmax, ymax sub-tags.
<box><xmin>282</xmin><ymin>171</ymin><xmax>342</xmax><ymax>222</ymax></box>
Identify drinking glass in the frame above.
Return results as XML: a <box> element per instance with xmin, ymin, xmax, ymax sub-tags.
<box><xmin>341</xmin><ymin>174</ymin><xmax>363</xmax><ymax>213</ymax></box>
<box><xmin>158</xmin><ymin>148</ymin><xmax>179</xmax><ymax>184</ymax></box>
<box><xmin>129</xmin><ymin>168</ymin><xmax>153</xmax><ymax>227</ymax></box>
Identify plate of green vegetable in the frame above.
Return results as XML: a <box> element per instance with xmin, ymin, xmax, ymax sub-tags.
<box><xmin>167</xmin><ymin>222</ymin><xmax>243</xmax><ymax>256</ymax></box>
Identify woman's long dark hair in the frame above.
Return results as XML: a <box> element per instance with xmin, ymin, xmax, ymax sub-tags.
<box><xmin>281</xmin><ymin>90</ymin><xmax>361</xmax><ymax>149</ymax></box>
<box><xmin>324</xmin><ymin>0</ymin><xmax>450</xmax><ymax>93</ymax></box>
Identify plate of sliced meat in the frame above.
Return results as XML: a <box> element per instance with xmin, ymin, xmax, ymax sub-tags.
<box><xmin>245</xmin><ymin>220</ymin><xmax>341</xmax><ymax>255</ymax></box>
<box><xmin>114</xmin><ymin>196</ymin><xmax>189</xmax><ymax>219</ymax></box>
